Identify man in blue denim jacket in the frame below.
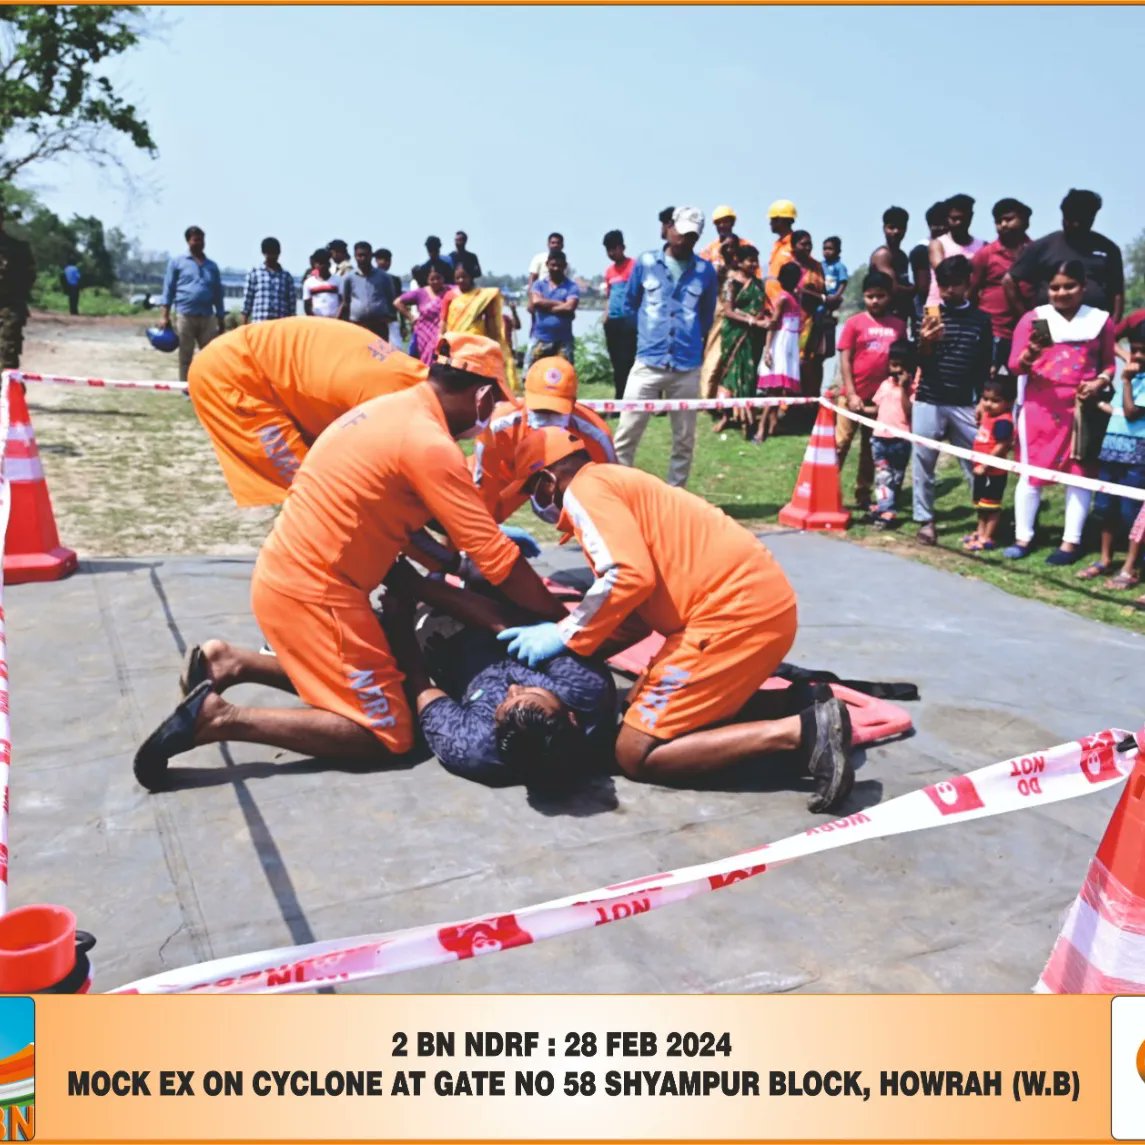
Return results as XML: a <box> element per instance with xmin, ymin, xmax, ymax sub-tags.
<box><xmin>612</xmin><ymin>207</ymin><xmax>718</xmax><ymax>487</ymax></box>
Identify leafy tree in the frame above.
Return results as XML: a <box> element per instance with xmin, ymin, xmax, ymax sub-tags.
<box><xmin>70</xmin><ymin>215</ymin><xmax>114</xmax><ymax>287</ymax></box>
<box><xmin>839</xmin><ymin>262</ymin><xmax>868</xmax><ymax>319</ymax></box>
<box><xmin>0</xmin><ymin>6</ymin><xmax>156</xmax><ymax>183</ymax></box>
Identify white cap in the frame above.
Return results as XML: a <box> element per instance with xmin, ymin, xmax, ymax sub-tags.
<box><xmin>672</xmin><ymin>206</ymin><xmax>704</xmax><ymax>238</ymax></box>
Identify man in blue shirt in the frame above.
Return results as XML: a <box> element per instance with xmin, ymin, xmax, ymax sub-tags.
<box><xmin>612</xmin><ymin>206</ymin><xmax>718</xmax><ymax>487</ymax></box>
<box><xmin>343</xmin><ymin>240</ymin><xmax>396</xmax><ymax>340</ymax></box>
<box><xmin>241</xmin><ymin>237</ymin><xmax>297</xmax><ymax>324</ymax></box>
<box><xmin>527</xmin><ymin>250</ymin><xmax>580</xmax><ymax>367</ymax></box>
<box><xmin>159</xmin><ymin>225</ymin><xmax>226</xmax><ymax>381</ymax></box>
<box><xmin>62</xmin><ymin>259</ymin><xmax>81</xmax><ymax>316</ymax></box>
<box><xmin>380</xmin><ymin>561</ymin><xmax>616</xmax><ymax>788</ymax></box>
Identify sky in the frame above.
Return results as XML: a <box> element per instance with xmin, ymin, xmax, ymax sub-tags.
<box><xmin>19</xmin><ymin>5</ymin><xmax>1145</xmax><ymax>280</ymax></box>
<box><xmin>0</xmin><ymin>997</ymin><xmax>34</xmax><ymax>1060</ymax></box>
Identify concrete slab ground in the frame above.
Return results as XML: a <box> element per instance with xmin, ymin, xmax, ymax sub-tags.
<box><xmin>7</xmin><ymin>532</ymin><xmax>1142</xmax><ymax>993</ymax></box>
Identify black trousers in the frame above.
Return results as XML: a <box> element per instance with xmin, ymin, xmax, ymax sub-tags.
<box><xmin>66</xmin><ymin>285</ymin><xmax>80</xmax><ymax>316</ymax></box>
<box><xmin>603</xmin><ymin>318</ymin><xmax>637</xmax><ymax>400</ymax></box>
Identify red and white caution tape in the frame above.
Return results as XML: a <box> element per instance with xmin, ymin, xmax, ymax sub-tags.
<box><xmin>2</xmin><ymin>369</ymin><xmax>188</xmax><ymax>394</ymax></box>
<box><xmin>579</xmin><ymin>395</ymin><xmax>819</xmax><ymax>413</ymax></box>
<box><xmin>108</xmin><ymin>728</ymin><xmax>1139</xmax><ymax>995</ymax></box>
<box><xmin>3</xmin><ymin>359</ymin><xmax>1139</xmax><ymax>513</ymax></box>
<box><xmin>0</xmin><ymin>370</ymin><xmax>13</xmax><ymax>914</ymax></box>
<box><xmin>4</xmin><ymin>369</ymin><xmax>822</xmax><ymax>412</ymax></box>
<box><xmin>828</xmin><ymin>399</ymin><xmax>1145</xmax><ymax>504</ymax></box>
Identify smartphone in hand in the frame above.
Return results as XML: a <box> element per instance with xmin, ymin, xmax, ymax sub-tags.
<box><xmin>1031</xmin><ymin>318</ymin><xmax>1052</xmax><ymax>343</ymax></box>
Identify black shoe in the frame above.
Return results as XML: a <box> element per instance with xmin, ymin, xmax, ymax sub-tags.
<box><xmin>134</xmin><ymin>680</ymin><xmax>213</xmax><ymax>792</ymax></box>
<box><xmin>801</xmin><ymin>698</ymin><xmax>854</xmax><ymax>814</ymax></box>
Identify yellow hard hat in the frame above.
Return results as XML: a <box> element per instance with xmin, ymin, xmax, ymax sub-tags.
<box><xmin>712</xmin><ymin>205</ymin><xmax>737</xmax><ymax>222</ymax></box>
<box><xmin>768</xmin><ymin>199</ymin><xmax>798</xmax><ymax>220</ymax></box>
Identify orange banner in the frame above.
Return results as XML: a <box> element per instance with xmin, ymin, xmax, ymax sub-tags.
<box><xmin>8</xmin><ymin>994</ymin><xmax>1126</xmax><ymax>1143</ymax></box>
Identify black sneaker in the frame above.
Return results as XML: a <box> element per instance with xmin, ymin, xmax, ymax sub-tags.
<box><xmin>801</xmin><ymin>698</ymin><xmax>854</xmax><ymax>814</ymax></box>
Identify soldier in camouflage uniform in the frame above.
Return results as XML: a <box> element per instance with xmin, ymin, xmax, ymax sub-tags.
<box><xmin>0</xmin><ymin>200</ymin><xmax>36</xmax><ymax>371</ymax></box>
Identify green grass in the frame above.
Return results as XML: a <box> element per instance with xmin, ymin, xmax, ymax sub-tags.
<box><xmin>505</xmin><ymin>373</ymin><xmax>1145</xmax><ymax>635</ymax></box>
<box><xmin>33</xmin><ymin>286</ymin><xmax>142</xmax><ymax>317</ymax></box>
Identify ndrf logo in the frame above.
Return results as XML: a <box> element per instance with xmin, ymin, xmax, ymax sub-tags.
<box><xmin>0</xmin><ymin>998</ymin><xmax>34</xmax><ymax>1141</ymax></box>
<box><xmin>1109</xmin><ymin>997</ymin><xmax>1145</xmax><ymax>1138</ymax></box>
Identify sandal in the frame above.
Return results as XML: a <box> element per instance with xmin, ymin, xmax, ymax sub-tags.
<box><xmin>1105</xmin><ymin>571</ymin><xmax>1141</xmax><ymax>591</ymax></box>
<box><xmin>1076</xmin><ymin>562</ymin><xmax>1112</xmax><ymax>581</ymax></box>
<box><xmin>178</xmin><ymin>644</ymin><xmax>208</xmax><ymax>697</ymax></box>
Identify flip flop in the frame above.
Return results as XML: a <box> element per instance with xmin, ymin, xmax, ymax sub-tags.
<box><xmin>1105</xmin><ymin>571</ymin><xmax>1141</xmax><ymax>591</ymax></box>
<box><xmin>178</xmin><ymin>644</ymin><xmax>208</xmax><ymax>698</ymax></box>
<box><xmin>134</xmin><ymin>680</ymin><xmax>213</xmax><ymax>793</ymax></box>
<box><xmin>1076</xmin><ymin>562</ymin><xmax>1112</xmax><ymax>581</ymax></box>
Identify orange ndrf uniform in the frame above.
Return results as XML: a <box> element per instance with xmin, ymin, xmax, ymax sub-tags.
<box><xmin>187</xmin><ymin>316</ymin><xmax>427</xmax><ymax>507</ymax></box>
<box><xmin>471</xmin><ymin>401</ymin><xmax>616</xmax><ymax>520</ymax></box>
<box><xmin>554</xmin><ymin>464</ymin><xmax>798</xmax><ymax>740</ymax></box>
<box><xmin>253</xmin><ymin>384</ymin><xmax>520</xmax><ymax>751</ymax></box>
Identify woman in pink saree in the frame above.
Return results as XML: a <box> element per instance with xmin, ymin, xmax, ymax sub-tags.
<box><xmin>1005</xmin><ymin>259</ymin><xmax>1115</xmax><ymax>564</ymax></box>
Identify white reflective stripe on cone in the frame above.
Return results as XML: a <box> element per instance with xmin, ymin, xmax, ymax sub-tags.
<box><xmin>801</xmin><ymin>447</ymin><xmax>838</xmax><ymax>466</ymax></box>
<box><xmin>5</xmin><ymin>425</ymin><xmax>35</xmax><ymax>444</ymax></box>
<box><xmin>4</xmin><ymin>457</ymin><xmax>44</xmax><ymax>483</ymax></box>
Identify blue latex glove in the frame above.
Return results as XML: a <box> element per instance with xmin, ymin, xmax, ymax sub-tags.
<box><xmin>500</xmin><ymin>524</ymin><xmax>541</xmax><ymax>558</ymax></box>
<box><xmin>497</xmin><ymin>622</ymin><xmax>566</xmax><ymax>667</ymax></box>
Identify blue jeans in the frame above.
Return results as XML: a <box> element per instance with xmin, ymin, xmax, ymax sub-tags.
<box><xmin>911</xmin><ymin>402</ymin><xmax>976</xmax><ymax>523</ymax></box>
<box><xmin>871</xmin><ymin>437</ymin><xmax>911</xmax><ymax>515</ymax></box>
<box><xmin>1093</xmin><ymin>461</ymin><xmax>1145</xmax><ymax>534</ymax></box>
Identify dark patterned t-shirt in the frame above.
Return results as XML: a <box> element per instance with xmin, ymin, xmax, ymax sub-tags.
<box><xmin>420</xmin><ymin>629</ymin><xmax>616</xmax><ymax>786</ymax></box>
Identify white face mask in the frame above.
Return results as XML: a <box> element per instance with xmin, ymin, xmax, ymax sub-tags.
<box><xmin>457</xmin><ymin>384</ymin><xmax>496</xmax><ymax>440</ymax></box>
<box><xmin>529</xmin><ymin>473</ymin><xmax>560</xmax><ymax>524</ymax></box>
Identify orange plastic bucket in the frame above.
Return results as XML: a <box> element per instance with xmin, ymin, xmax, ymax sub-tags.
<box><xmin>0</xmin><ymin>904</ymin><xmax>78</xmax><ymax>993</ymax></box>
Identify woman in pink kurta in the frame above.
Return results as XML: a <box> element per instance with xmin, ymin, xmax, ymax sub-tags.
<box><xmin>1005</xmin><ymin>259</ymin><xmax>1116</xmax><ymax>564</ymax></box>
<box><xmin>395</xmin><ymin>267</ymin><xmax>456</xmax><ymax>365</ymax></box>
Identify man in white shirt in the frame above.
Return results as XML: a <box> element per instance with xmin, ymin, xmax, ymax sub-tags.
<box><xmin>528</xmin><ymin>232</ymin><xmax>564</xmax><ymax>286</ymax></box>
<box><xmin>301</xmin><ymin>248</ymin><xmax>344</xmax><ymax>319</ymax></box>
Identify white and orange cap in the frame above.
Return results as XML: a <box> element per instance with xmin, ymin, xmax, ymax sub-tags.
<box><xmin>434</xmin><ymin>331</ymin><xmax>510</xmax><ymax>399</ymax></box>
<box><xmin>524</xmin><ymin>356</ymin><xmax>577</xmax><ymax>415</ymax></box>
<box><xmin>506</xmin><ymin>427</ymin><xmax>589</xmax><ymax>498</ymax></box>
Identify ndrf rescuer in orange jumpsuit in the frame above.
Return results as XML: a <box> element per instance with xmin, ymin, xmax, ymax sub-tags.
<box><xmin>412</xmin><ymin>355</ymin><xmax>618</xmax><ymax>574</ymax></box>
<box><xmin>133</xmin><ymin>335</ymin><xmax>569</xmax><ymax>791</ymax></box>
<box><xmin>472</xmin><ymin>356</ymin><xmax>616</xmax><ymax>520</ymax></box>
<box><xmin>497</xmin><ymin>429</ymin><xmax>854</xmax><ymax>812</ymax></box>
<box><xmin>187</xmin><ymin>316</ymin><xmax>428</xmax><ymax>507</ymax></box>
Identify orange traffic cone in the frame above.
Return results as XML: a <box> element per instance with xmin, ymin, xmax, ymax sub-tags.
<box><xmin>3</xmin><ymin>383</ymin><xmax>77</xmax><ymax>584</ymax></box>
<box><xmin>778</xmin><ymin>403</ymin><xmax>851</xmax><ymax>531</ymax></box>
<box><xmin>1036</xmin><ymin>730</ymin><xmax>1145</xmax><ymax>993</ymax></box>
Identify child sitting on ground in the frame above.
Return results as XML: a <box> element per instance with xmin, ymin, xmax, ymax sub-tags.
<box><xmin>867</xmin><ymin>339</ymin><xmax>915</xmax><ymax>529</ymax></box>
<box><xmin>1078</xmin><ymin>324</ymin><xmax>1145</xmax><ymax>588</ymax></box>
<box><xmin>964</xmin><ymin>374</ymin><xmax>1016</xmax><ymax>552</ymax></box>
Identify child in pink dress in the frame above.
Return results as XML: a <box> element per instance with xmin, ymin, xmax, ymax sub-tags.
<box><xmin>754</xmin><ymin>261</ymin><xmax>803</xmax><ymax>443</ymax></box>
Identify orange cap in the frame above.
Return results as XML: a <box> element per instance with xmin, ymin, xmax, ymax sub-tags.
<box><xmin>435</xmin><ymin>332</ymin><xmax>508</xmax><ymax>396</ymax></box>
<box><xmin>506</xmin><ymin>427</ymin><xmax>589</xmax><ymax>498</ymax></box>
<box><xmin>525</xmin><ymin>356</ymin><xmax>578</xmax><ymax>415</ymax></box>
